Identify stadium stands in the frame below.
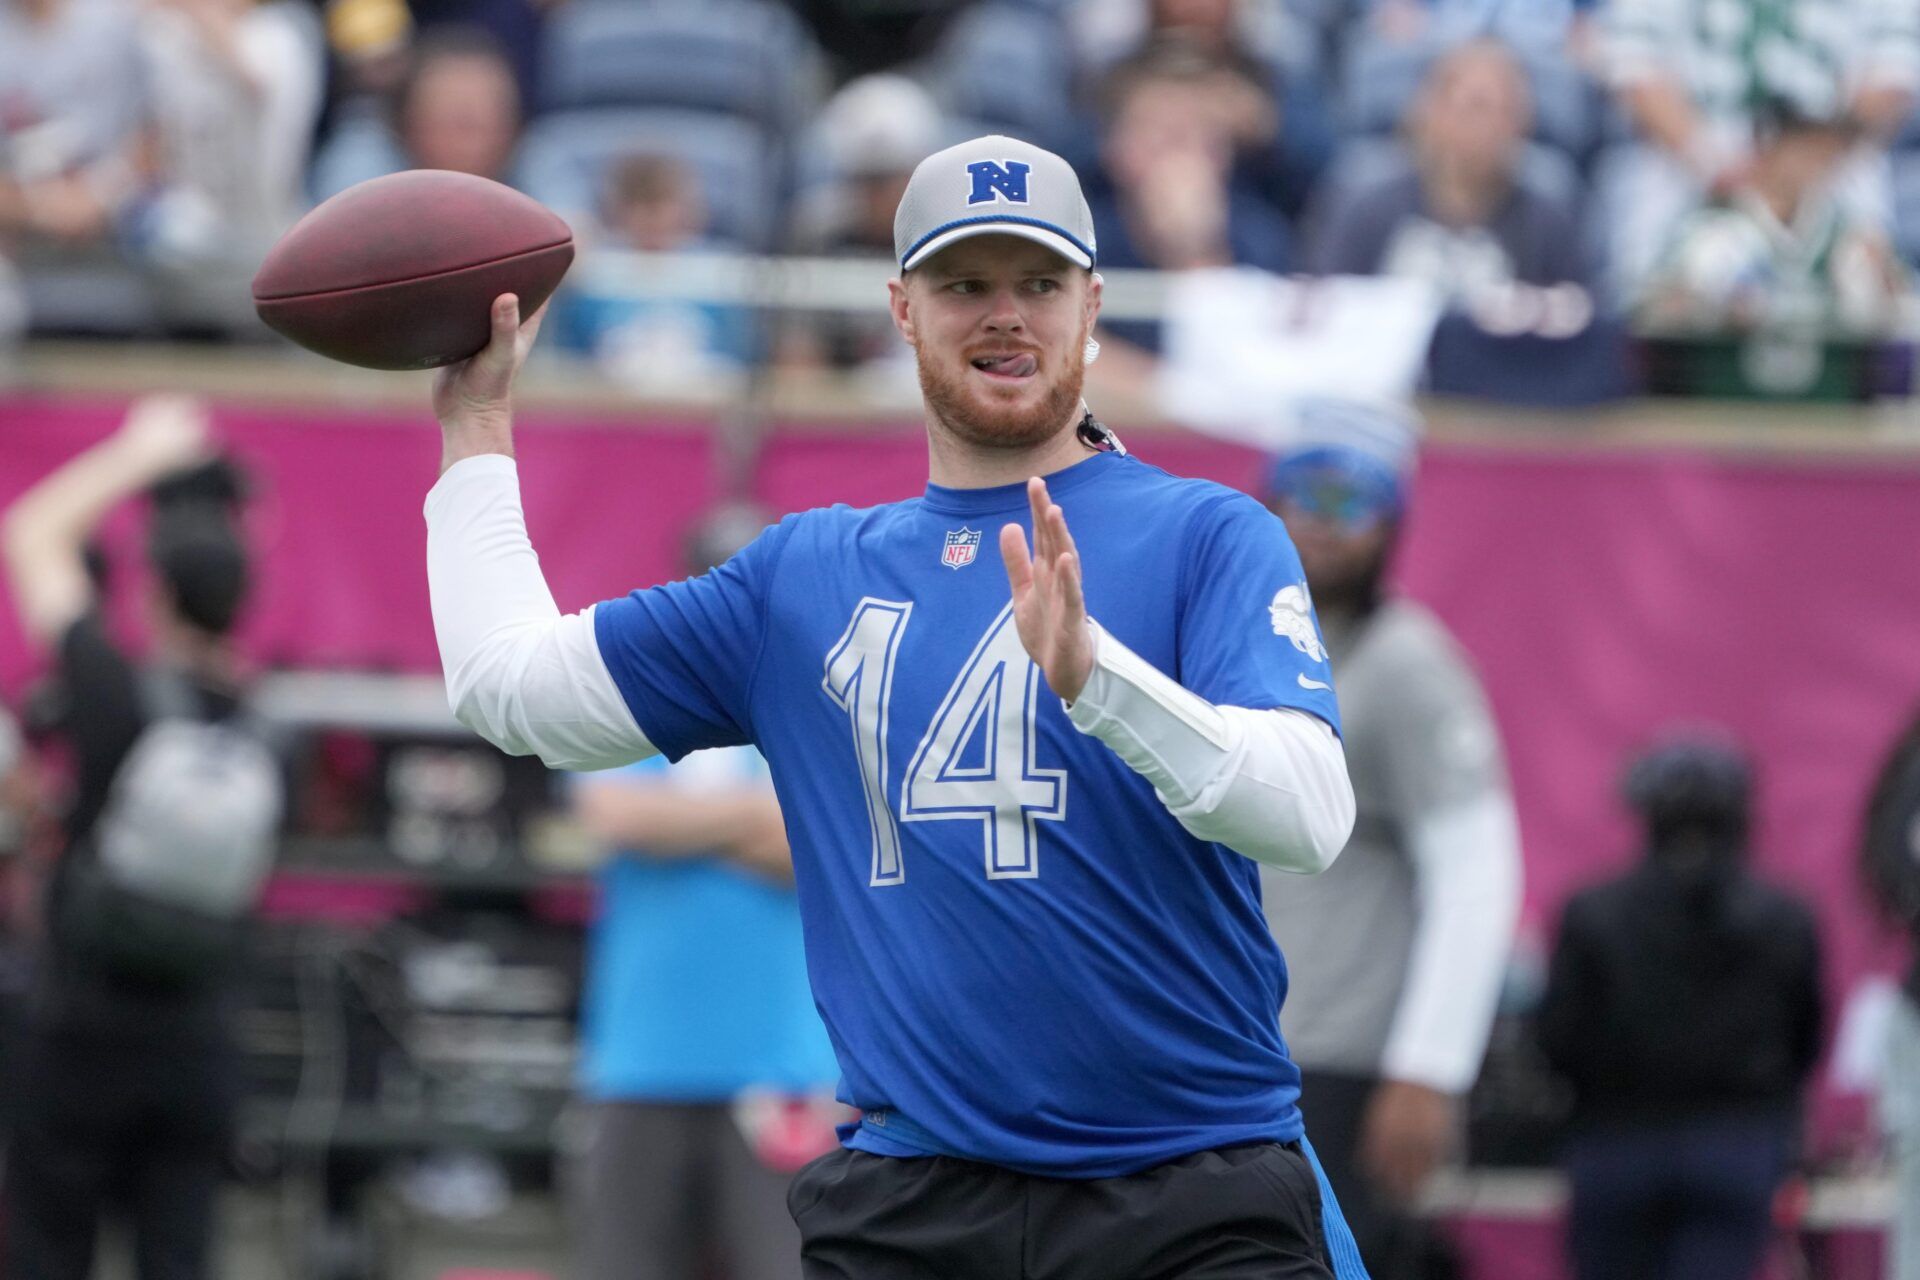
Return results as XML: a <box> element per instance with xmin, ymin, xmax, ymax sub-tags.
<box><xmin>0</xmin><ymin>0</ymin><xmax>1916</xmax><ymax>389</ymax></box>
<box><xmin>519</xmin><ymin>108</ymin><xmax>782</xmax><ymax>248</ymax></box>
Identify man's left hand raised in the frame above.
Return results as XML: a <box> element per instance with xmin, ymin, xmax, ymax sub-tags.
<box><xmin>1001</xmin><ymin>476</ymin><xmax>1095</xmax><ymax>705</ymax></box>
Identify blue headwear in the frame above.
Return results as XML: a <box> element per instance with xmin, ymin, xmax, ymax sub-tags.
<box><xmin>1262</xmin><ymin>399</ymin><xmax>1417</xmax><ymax>530</ymax></box>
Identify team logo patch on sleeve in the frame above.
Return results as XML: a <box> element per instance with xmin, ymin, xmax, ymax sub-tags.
<box><xmin>942</xmin><ymin>527</ymin><xmax>982</xmax><ymax>569</ymax></box>
<box><xmin>1269</xmin><ymin>584</ymin><xmax>1328</xmax><ymax>662</ymax></box>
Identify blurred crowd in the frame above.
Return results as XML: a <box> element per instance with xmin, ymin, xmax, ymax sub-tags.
<box><xmin>3</xmin><ymin>0</ymin><xmax>1919</xmax><ymax>401</ymax></box>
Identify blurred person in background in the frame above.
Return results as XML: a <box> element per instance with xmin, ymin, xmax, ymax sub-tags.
<box><xmin>568</xmin><ymin>503</ymin><xmax>841</xmax><ymax>1280</ymax></box>
<box><xmin>128</xmin><ymin>0</ymin><xmax>323</xmax><ymax>325</ymax></box>
<box><xmin>1538</xmin><ymin>736</ymin><xmax>1823</xmax><ymax>1280</ymax></box>
<box><xmin>795</xmin><ymin>74</ymin><xmax>944</xmax><ymax>261</ymax></box>
<box><xmin>1636</xmin><ymin>93</ymin><xmax>1907</xmax><ymax>338</ymax></box>
<box><xmin>549</xmin><ymin>152</ymin><xmax>757</xmax><ymax>397</ymax></box>
<box><xmin>1309</xmin><ymin>39</ymin><xmax>1594</xmax><ymax>313</ymax></box>
<box><xmin>1861</xmin><ymin>710</ymin><xmax>1920</xmax><ymax>1280</ymax></box>
<box><xmin>1305</xmin><ymin>37</ymin><xmax>1625</xmax><ymax>404</ymax></box>
<box><xmin>311</xmin><ymin>25</ymin><xmax>522</xmax><ymax>201</ymax></box>
<box><xmin>1596</xmin><ymin>0</ymin><xmax>1916</xmax><ymax>303</ymax></box>
<box><xmin>0</xmin><ymin>396</ymin><xmax>278</xmax><ymax>1280</ymax></box>
<box><xmin>1260</xmin><ymin>407</ymin><xmax>1523</xmax><ymax>1280</ymax></box>
<box><xmin>1082</xmin><ymin>42</ymin><xmax>1293</xmax><ymax>380</ymax></box>
<box><xmin>0</xmin><ymin>0</ymin><xmax>149</xmax><ymax>331</ymax></box>
<box><xmin>779</xmin><ymin>72</ymin><xmax>944</xmax><ymax>388</ymax></box>
<box><xmin>404</xmin><ymin>0</ymin><xmax>544</xmax><ymax>110</ymax></box>
<box><xmin>1068</xmin><ymin>0</ymin><xmax>1337</xmax><ymax>219</ymax></box>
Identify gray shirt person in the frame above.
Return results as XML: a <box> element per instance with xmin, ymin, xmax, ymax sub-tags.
<box><xmin>1263</xmin><ymin>599</ymin><xmax>1517</xmax><ymax>1090</ymax></box>
<box><xmin>1260</xmin><ymin>414</ymin><xmax>1522</xmax><ymax>1277</ymax></box>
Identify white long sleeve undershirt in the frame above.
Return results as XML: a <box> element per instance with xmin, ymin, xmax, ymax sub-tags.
<box><xmin>1065</xmin><ymin>622</ymin><xmax>1354</xmax><ymax>873</ymax></box>
<box><xmin>425</xmin><ymin>454</ymin><xmax>654</xmax><ymax>771</ymax></box>
<box><xmin>423</xmin><ymin>454</ymin><xmax>1354</xmax><ymax>872</ymax></box>
<box><xmin>1379</xmin><ymin>791</ymin><xmax>1524</xmax><ymax>1094</ymax></box>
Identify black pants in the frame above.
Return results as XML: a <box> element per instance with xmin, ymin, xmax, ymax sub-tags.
<box><xmin>1296</xmin><ymin>1072</ymin><xmax>1454</xmax><ymax>1280</ymax></box>
<box><xmin>1563</xmin><ymin>1114</ymin><xmax>1791</xmax><ymax>1280</ymax></box>
<box><xmin>789</xmin><ymin>1140</ymin><xmax>1361</xmax><ymax>1280</ymax></box>
<box><xmin>2</xmin><ymin>1018</ymin><xmax>236</xmax><ymax>1280</ymax></box>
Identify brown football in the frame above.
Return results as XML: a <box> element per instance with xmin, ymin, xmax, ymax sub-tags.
<box><xmin>252</xmin><ymin>170</ymin><xmax>575</xmax><ymax>371</ymax></box>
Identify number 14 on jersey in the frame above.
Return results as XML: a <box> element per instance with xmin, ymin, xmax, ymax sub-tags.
<box><xmin>823</xmin><ymin>599</ymin><xmax>1069</xmax><ymax>886</ymax></box>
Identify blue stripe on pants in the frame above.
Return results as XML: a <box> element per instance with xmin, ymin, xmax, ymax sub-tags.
<box><xmin>1302</xmin><ymin>1135</ymin><xmax>1373</xmax><ymax>1280</ymax></box>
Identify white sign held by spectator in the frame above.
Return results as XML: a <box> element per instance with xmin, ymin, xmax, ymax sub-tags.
<box><xmin>1157</xmin><ymin>269</ymin><xmax>1442</xmax><ymax>448</ymax></box>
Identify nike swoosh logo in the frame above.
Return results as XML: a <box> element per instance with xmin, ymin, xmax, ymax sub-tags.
<box><xmin>1297</xmin><ymin>674</ymin><xmax>1332</xmax><ymax>691</ymax></box>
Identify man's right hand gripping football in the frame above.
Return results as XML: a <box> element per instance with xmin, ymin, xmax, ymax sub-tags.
<box><xmin>433</xmin><ymin>293</ymin><xmax>548</xmax><ymax>474</ymax></box>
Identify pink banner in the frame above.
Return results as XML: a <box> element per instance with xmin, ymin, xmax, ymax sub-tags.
<box><xmin>0</xmin><ymin>399</ymin><xmax>720</xmax><ymax>684</ymax></box>
<box><xmin>5</xmin><ymin>400</ymin><xmax>1914</xmax><ymax>949</ymax></box>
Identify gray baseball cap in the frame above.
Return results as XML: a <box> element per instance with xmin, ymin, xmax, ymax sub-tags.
<box><xmin>893</xmin><ymin>134</ymin><xmax>1098</xmax><ymax>273</ymax></box>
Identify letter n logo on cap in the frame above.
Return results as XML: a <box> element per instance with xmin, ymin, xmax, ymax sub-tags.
<box><xmin>967</xmin><ymin>159</ymin><xmax>1031</xmax><ymax>206</ymax></box>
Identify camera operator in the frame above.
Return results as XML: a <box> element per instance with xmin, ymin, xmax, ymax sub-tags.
<box><xmin>0</xmin><ymin>396</ymin><xmax>279</xmax><ymax>1280</ymax></box>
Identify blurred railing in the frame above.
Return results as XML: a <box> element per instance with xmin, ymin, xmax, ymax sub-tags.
<box><xmin>11</xmin><ymin>340</ymin><xmax>1920</xmax><ymax>457</ymax></box>
<box><xmin>7</xmin><ymin>247</ymin><xmax>1920</xmax><ymax>456</ymax></box>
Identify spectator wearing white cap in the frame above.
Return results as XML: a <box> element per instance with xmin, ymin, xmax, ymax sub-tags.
<box><xmin>778</xmin><ymin>74</ymin><xmax>946</xmax><ymax>382</ymax></box>
<box><xmin>797</xmin><ymin>73</ymin><xmax>947</xmax><ymax>257</ymax></box>
<box><xmin>1260</xmin><ymin>403</ymin><xmax>1523</xmax><ymax>1280</ymax></box>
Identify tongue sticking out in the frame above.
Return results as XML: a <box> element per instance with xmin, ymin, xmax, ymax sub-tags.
<box><xmin>976</xmin><ymin>354</ymin><xmax>1038</xmax><ymax>378</ymax></box>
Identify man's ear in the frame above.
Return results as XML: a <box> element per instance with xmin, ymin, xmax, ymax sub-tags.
<box><xmin>1085</xmin><ymin>270</ymin><xmax>1104</xmax><ymax>331</ymax></box>
<box><xmin>887</xmin><ymin>276</ymin><xmax>916</xmax><ymax>347</ymax></box>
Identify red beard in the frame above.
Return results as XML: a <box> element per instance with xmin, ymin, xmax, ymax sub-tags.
<box><xmin>917</xmin><ymin>335</ymin><xmax>1088</xmax><ymax>451</ymax></box>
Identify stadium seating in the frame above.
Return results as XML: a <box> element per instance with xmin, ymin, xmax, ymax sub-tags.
<box><xmin>920</xmin><ymin>4</ymin><xmax>1076</xmax><ymax>148</ymax></box>
<box><xmin>537</xmin><ymin>0</ymin><xmax>825</xmax><ymax>132</ymax></box>
<box><xmin>517</xmin><ymin>108</ymin><xmax>780</xmax><ymax>248</ymax></box>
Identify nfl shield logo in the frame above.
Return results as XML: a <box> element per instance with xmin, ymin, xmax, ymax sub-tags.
<box><xmin>942</xmin><ymin>527</ymin><xmax>981</xmax><ymax>570</ymax></box>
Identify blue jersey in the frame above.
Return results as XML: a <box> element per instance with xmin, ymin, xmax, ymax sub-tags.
<box><xmin>593</xmin><ymin>449</ymin><xmax>1341</xmax><ymax>1177</ymax></box>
